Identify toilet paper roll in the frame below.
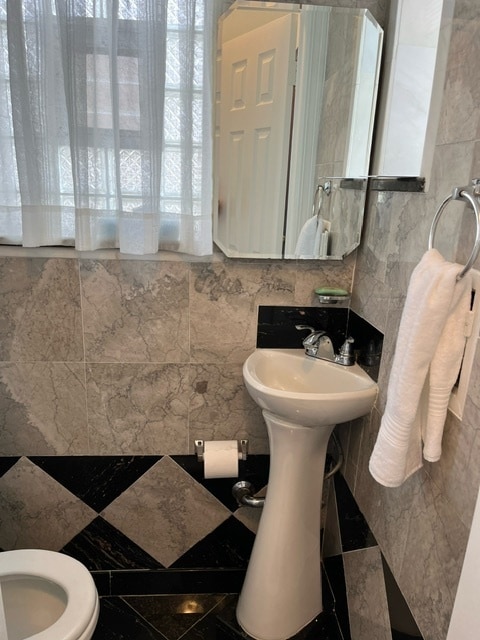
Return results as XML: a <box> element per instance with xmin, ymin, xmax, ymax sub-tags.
<box><xmin>203</xmin><ymin>440</ymin><xmax>239</xmax><ymax>479</ymax></box>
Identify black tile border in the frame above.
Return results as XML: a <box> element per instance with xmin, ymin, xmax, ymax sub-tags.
<box><xmin>99</xmin><ymin>568</ymin><xmax>247</xmax><ymax>597</ymax></box>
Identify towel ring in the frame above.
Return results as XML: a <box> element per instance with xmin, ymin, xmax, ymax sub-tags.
<box><xmin>428</xmin><ymin>187</ymin><xmax>480</xmax><ymax>279</ymax></box>
<box><xmin>312</xmin><ymin>181</ymin><xmax>332</xmax><ymax>219</ymax></box>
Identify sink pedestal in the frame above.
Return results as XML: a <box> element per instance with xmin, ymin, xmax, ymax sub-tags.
<box><xmin>236</xmin><ymin>410</ymin><xmax>335</xmax><ymax>640</ymax></box>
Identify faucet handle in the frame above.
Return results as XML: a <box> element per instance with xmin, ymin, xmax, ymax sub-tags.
<box><xmin>295</xmin><ymin>324</ymin><xmax>316</xmax><ymax>333</ymax></box>
<box><xmin>337</xmin><ymin>337</ymin><xmax>355</xmax><ymax>365</ymax></box>
<box><xmin>295</xmin><ymin>324</ymin><xmax>326</xmax><ymax>355</ymax></box>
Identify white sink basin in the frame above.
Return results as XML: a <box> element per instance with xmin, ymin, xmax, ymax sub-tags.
<box><xmin>243</xmin><ymin>348</ymin><xmax>377</xmax><ymax>427</ymax></box>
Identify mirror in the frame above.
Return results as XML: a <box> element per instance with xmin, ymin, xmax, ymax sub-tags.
<box><xmin>214</xmin><ymin>1</ymin><xmax>383</xmax><ymax>260</ymax></box>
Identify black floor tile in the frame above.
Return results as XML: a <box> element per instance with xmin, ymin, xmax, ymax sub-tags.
<box><xmin>215</xmin><ymin>594</ymin><xmax>343</xmax><ymax>640</ymax></box>
<box><xmin>30</xmin><ymin>455</ymin><xmax>161</xmax><ymax>511</ymax></box>
<box><xmin>323</xmin><ymin>555</ymin><xmax>350</xmax><ymax>640</ymax></box>
<box><xmin>0</xmin><ymin>457</ymin><xmax>20</xmax><ymax>476</ymax></box>
<box><xmin>293</xmin><ymin>611</ymin><xmax>344</xmax><ymax>640</ymax></box>
<box><xmin>171</xmin><ymin>517</ymin><xmax>255</xmax><ymax>569</ymax></box>
<box><xmin>183</xmin><ymin>595</ymin><xmax>238</xmax><ymax>640</ymax></box>
<box><xmin>123</xmin><ymin>594</ymin><xmax>228</xmax><ymax>640</ymax></box>
<box><xmin>92</xmin><ymin>597</ymin><xmax>167</xmax><ymax>640</ymax></box>
<box><xmin>334</xmin><ymin>473</ymin><xmax>377</xmax><ymax>552</ymax></box>
<box><xmin>93</xmin><ymin>592</ymin><xmax>345</xmax><ymax>640</ymax></box>
<box><xmin>61</xmin><ymin>516</ymin><xmax>164</xmax><ymax>571</ymax></box>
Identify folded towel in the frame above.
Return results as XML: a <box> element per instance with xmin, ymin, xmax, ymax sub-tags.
<box><xmin>369</xmin><ymin>249</ymin><xmax>471</xmax><ymax>487</ymax></box>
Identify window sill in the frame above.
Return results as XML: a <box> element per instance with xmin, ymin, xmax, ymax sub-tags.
<box><xmin>0</xmin><ymin>245</ymin><xmax>223</xmax><ymax>263</ymax></box>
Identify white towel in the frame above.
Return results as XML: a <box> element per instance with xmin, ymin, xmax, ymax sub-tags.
<box><xmin>369</xmin><ymin>249</ymin><xmax>472</xmax><ymax>487</ymax></box>
<box><xmin>295</xmin><ymin>217</ymin><xmax>329</xmax><ymax>258</ymax></box>
<box><xmin>423</xmin><ymin>276</ymin><xmax>472</xmax><ymax>461</ymax></box>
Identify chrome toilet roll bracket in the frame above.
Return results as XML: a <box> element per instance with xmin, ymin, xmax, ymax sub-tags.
<box><xmin>194</xmin><ymin>439</ymin><xmax>249</xmax><ymax>462</ymax></box>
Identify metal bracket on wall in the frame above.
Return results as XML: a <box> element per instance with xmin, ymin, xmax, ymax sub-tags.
<box><xmin>194</xmin><ymin>439</ymin><xmax>249</xmax><ymax>462</ymax></box>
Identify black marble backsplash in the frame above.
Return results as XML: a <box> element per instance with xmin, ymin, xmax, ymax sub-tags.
<box><xmin>256</xmin><ymin>306</ymin><xmax>383</xmax><ymax>379</ymax></box>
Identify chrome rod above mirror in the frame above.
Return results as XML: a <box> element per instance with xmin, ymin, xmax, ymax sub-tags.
<box><xmin>213</xmin><ymin>1</ymin><xmax>383</xmax><ymax>260</ymax></box>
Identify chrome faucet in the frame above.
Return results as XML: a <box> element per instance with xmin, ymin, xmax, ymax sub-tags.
<box><xmin>295</xmin><ymin>325</ymin><xmax>356</xmax><ymax>366</ymax></box>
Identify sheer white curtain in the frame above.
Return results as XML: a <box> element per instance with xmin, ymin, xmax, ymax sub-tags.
<box><xmin>0</xmin><ymin>0</ymin><xmax>214</xmax><ymax>255</ymax></box>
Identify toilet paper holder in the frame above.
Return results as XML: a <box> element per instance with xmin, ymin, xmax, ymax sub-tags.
<box><xmin>195</xmin><ymin>439</ymin><xmax>249</xmax><ymax>462</ymax></box>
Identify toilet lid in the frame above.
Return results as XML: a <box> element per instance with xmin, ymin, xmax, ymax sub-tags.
<box><xmin>0</xmin><ymin>549</ymin><xmax>98</xmax><ymax>640</ymax></box>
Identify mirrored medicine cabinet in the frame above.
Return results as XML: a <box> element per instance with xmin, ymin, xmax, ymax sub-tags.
<box><xmin>213</xmin><ymin>1</ymin><xmax>383</xmax><ymax>260</ymax></box>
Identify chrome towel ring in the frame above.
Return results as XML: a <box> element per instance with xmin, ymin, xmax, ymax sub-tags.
<box><xmin>428</xmin><ymin>180</ymin><xmax>480</xmax><ymax>280</ymax></box>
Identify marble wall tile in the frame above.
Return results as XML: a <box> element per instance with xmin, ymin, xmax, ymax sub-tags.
<box><xmin>353</xmin><ymin>409</ymin><xmax>413</xmax><ymax>579</ymax></box>
<box><xmin>292</xmin><ymin>255</ymin><xmax>355</xmax><ymax>304</ymax></box>
<box><xmin>0</xmin><ymin>457</ymin><xmax>96</xmax><ymax>550</ymax></box>
<box><xmin>190</xmin><ymin>262</ymin><xmax>296</xmax><ymax>363</ymax></box>
<box><xmin>354</xmin><ymin>406</ymin><xmax>470</xmax><ymax>640</ymax></box>
<box><xmin>436</xmin><ymin>17</ymin><xmax>480</xmax><ymax>145</ymax></box>
<box><xmin>374</xmin><ymin>296</ymin><xmax>404</xmax><ymax>413</ymax></box>
<box><xmin>343</xmin><ymin>546</ymin><xmax>392</xmax><ymax>640</ymax></box>
<box><xmin>462</xmin><ymin>336</ymin><xmax>480</xmax><ymax>431</ymax></box>
<box><xmin>350</xmin><ymin>267</ymin><xmax>390</xmax><ymax>332</ymax></box>
<box><xmin>341</xmin><ymin>415</ymin><xmax>368</xmax><ymax>491</ymax></box>
<box><xmin>0</xmin><ymin>363</ymin><xmax>88</xmax><ymax>455</ymax></box>
<box><xmin>101</xmin><ymin>457</ymin><xmax>231</xmax><ymax>567</ymax></box>
<box><xmin>80</xmin><ymin>260</ymin><xmax>189</xmax><ymax>363</ymax></box>
<box><xmin>357</xmin><ymin>192</ymin><xmax>394</xmax><ymax>284</ymax></box>
<box><xmin>86</xmin><ymin>363</ymin><xmax>190</xmax><ymax>455</ymax></box>
<box><xmin>188</xmin><ymin>363</ymin><xmax>268</xmax><ymax>454</ymax></box>
<box><xmin>425</xmin><ymin>412</ymin><xmax>480</xmax><ymax>529</ymax></box>
<box><xmin>397</xmin><ymin>475</ymin><xmax>469</xmax><ymax>640</ymax></box>
<box><xmin>453</xmin><ymin>0</ymin><xmax>480</xmax><ymax>19</ymax></box>
<box><xmin>0</xmin><ymin>258</ymin><xmax>83</xmax><ymax>362</ymax></box>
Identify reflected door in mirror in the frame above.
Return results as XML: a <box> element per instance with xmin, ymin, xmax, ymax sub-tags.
<box><xmin>216</xmin><ymin>11</ymin><xmax>297</xmax><ymax>258</ymax></box>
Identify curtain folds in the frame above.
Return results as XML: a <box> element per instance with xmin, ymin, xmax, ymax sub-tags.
<box><xmin>0</xmin><ymin>0</ymin><xmax>214</xmax><ymax>256</ymax></box>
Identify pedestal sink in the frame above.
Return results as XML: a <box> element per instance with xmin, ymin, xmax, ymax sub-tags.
<box><xmin>237</xmin><ymin>349</ymin><xmax>377</xmax><ymax>640</ymax></box>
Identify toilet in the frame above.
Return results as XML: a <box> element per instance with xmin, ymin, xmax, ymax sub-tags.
<box><xmin>0</xmin><ymin>549</ymin><xmax>99</xmax><ymax>640</ymax></box>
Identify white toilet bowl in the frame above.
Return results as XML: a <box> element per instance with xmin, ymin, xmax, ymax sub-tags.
<box><xmin>0</xmin><ymin>549</ymin><xmax>99</xmax><ymax>640</ymax></box>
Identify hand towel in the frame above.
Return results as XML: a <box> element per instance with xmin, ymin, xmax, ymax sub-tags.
<box><xmin>295</xmin><ymin>216</ymin><xmax>327</xmax><ymax>258</ymax></box>
<box><xmin>369</xmin><ymin>249</ymin><xmax>470</xmax><ymax>487</ymax></box>
<box><xmin>423</xmin><ymin>271</ymin><xmax>472</xmax><ymax>461</ymax></box>
<box><xmin>294</xmin><ymin>216</ymin><xmax>317</xmax><ymax>258</ymax></box>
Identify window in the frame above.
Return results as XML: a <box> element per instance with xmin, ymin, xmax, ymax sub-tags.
<box><xmin>0</xmin><ymin>0</ymin><xmax>214</xmax><ymax>255</ymax></box>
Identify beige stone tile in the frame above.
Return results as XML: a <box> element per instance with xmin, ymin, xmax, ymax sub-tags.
<box><xmin>397</xmin><ymin>477</ymin><xmax>468</xmax><ymax>640</ymax></box>
<box><xmin>233</xmin><ymin>507</ymin><xmax>262</xmax><ymax>534</ymax></box>
<box><xmin>0</xmin><ymin>257</ymin><xmax>83</xmax><ymax>362</ymax></box>
<box><xmin>188</xmin><ymin>363</ymin><xmax>268</xmax><ymax>454</ymax></box>
<box><xmin>80</xmin><ymin>259</ymin><xmax>189</xmax><ymax>363</ymax></box>
<box><xmin>189</xmin><ymin>261</ymin><xmax>295</xmax><ymax>364</ymax></box>
<box><xmin>462</xmin><ymin>336</ymin><xmax>480</xmax><ymax>431</ymax></box>
<box><xmin>343</xmin><ymin>546</ymin><xmax>391</xmax><ymax>640</ymax></box>
<box><xmin>437</xmin><ymin>18</ymin><xmax>480</xmax><ymax>145</ymax></box>
<box><xmin>354</xmin><ymin>409</ymin><xmax>413</xmax><ymax>579</ymax></box>
<box><xmin>0</xmin><ymin>457</ymin><xmax>96</xmax><ymax>551</ymax></box>
<box><xmin>292</xmin><ymin>255</ymin><xmax>355</xmax><ymax>305</ymax></box>
<box><xmin>0</xmin><ymin>363</ymin><xmax>88</xmax><ymax>455</ymax></box>
<box><xmin>101</xmin><ymin>457</ymin><xmax>231</xmax><ymax>567</ymax></box>
<box><xmin>87</xmin><ymin>363</ymin><xmax>190</xmax><ymax>454</ymax></box>
<box><xmin>425</xmin><ymin>413</ymin><xmax>480</xmax><ymax>529</ymax></box>
<box><xmin>350</xmin><ymin>267</ymin><xmax>390</xmax><ymax>333</ymax></box>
